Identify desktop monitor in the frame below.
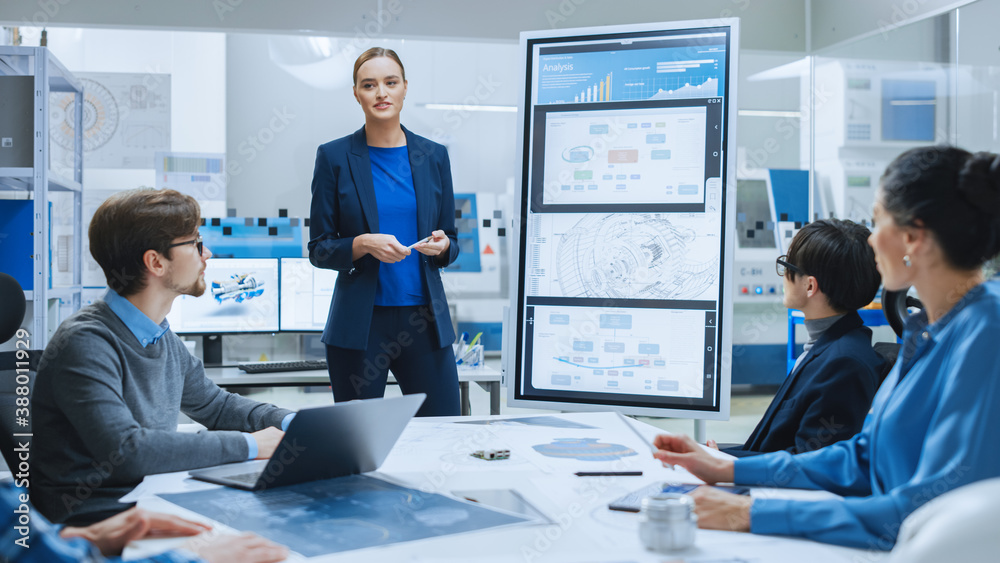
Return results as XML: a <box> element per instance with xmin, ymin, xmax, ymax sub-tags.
<box><xmin>167</xmin><ymin>257</ymin><xmax>280</xmax><ymax>334</ymax></box>
<box><xmin>280</xmin><ymin>257</ymin><xmax>337</xmax><ymax>332</ymax></box>
<box><xmin>507</xmin><ymin>19</ymin><xmax>739</xmax><ymax>419</ymax></box>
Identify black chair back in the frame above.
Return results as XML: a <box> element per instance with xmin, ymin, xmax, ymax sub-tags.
<box><xmin>882</xmin><ymin>288</ymin><xmax>924</xmax><ymax>339</ymax></box>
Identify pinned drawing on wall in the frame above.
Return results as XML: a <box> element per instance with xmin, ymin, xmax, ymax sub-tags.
<box><xmin>50</xmin><ymin>72</ymin><xmax>171</xmax><ymax>171</ymax></box>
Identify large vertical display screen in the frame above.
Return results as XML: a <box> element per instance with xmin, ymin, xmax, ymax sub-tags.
<box><xmin>509</xmin><ymin>20</ymin><xmax>738</xmax><ymax>418</ymax></box>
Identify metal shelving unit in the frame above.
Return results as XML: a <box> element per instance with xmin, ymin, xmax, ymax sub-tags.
<box><xmin>0</xmin><ymin>46</ymin><xmax>83</xmax><ymax>348</ymax></box>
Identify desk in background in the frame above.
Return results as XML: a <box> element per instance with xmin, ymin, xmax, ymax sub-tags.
<box><xmin>204</xmin><ymin>365</ymin><xmax>502</xmax><ymax>416</ymax></box>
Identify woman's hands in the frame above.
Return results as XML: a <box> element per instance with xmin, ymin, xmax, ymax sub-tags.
<box><xmin>652</xmin><ymin>434</ymin><xmax>752</xmax><ymax>533</ymax></box>
<box><xmin>689</xmin><ymin>486</ymin><xmax>753</xmax><ymax>532</ymax></box>
<box><xmin>412</xmin><ymin>230</ymin><xmax>450</xmax><ymax>257</ymax></box>
<box><xmin>355</xmin><ymin>233</ymin><xmax>411</xmax><ymax>263</ymax></box>
<box><xmin>652</xmin><ymin>433</ymin><xmax>734</xmax><ymax>484</ymax></box>
<box><xmin>60</xmin><ymin>507</ymin><xmax>211</xmax><ymax>556</ymax></box>
<box><xmin>60</xmin><ymin>506</ymin><xmax>288</xmax><ymax>562</ymax></box>
<box><xmin>354</xmin><ymin>231</ymin><xmax>449</xmax><ymax>263</ymax></box>
<box><xmin>181</xmin><ymin>532</ymin><xmax>289</xmax><ymax>563</ymax></box>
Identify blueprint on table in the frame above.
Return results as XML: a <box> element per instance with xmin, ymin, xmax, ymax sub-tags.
<box><xmin>158</xmin><ymin>474</ymin><xmax>531</xmax><ymax>557</ymax></box>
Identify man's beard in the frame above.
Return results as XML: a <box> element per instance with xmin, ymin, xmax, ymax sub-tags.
<box><xmin>166</xmin><ymin>271</ymin><xmax>206</xmax><ymax>297</ymax></box>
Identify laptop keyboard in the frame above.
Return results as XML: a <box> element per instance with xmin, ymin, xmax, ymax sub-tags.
<box><xmin>237</xmin><ymin>359</ymin><xmax>328</xmax><ymax>373</ymax></box>
<box><xmin>226</xmin><ymin>471</ymin><xmax>263</xmax><ymax>486</ymax></box>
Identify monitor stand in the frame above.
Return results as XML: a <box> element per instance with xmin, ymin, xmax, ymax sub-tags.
<box><xmin>202</xmin><ymin>334</ymin><xmax>223</xmax><ymax>367</ymax></box>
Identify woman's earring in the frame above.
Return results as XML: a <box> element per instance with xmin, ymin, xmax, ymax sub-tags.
<box><xmin>903</xmin><ymin>254</ymin><xmax>912</xmax><ymax>267</ymax></box>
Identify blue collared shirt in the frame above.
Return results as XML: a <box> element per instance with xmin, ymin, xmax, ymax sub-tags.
<box><xmin>103</xmin><ymin>289</ymin><xmax>170</xmax><ymax>348</ymax></box>
<box><xmin>734</xmin><ymin>280</ymin><xmax>1000</xmax><ymax>549</ymax></box>
<box><xmin>103</xmin><ymin>290</ymin><xmax>294</xmax><ymax>460</ymax></box>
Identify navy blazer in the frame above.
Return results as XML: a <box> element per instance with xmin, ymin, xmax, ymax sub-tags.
<box><xmin>308</xmin><ymin>126</ymin><xmax>460</xmax><ymax>350</ymax></box>
<box><xmin>724</xmin><ymin>311</ymin><xmax>883</xmax><ymax>458</ymax></box>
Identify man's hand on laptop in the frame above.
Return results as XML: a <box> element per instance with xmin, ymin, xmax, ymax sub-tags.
<box><xmin>250</xmin><ymin>427</ymin><xmax>285</xmax><ymax>459</ymax></box>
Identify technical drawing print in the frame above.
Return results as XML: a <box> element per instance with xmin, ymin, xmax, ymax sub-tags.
<box><xmin>50</xmin><ymin>71</ymin><xmax>171</xmax><ymax>171</ymax></box>
<box><xmin>527</xmin><ymin>213</ymin><xmax>720</xmax><ymax>300</ymax></box>
<box><xmin>539</xmin><ymin>106</ymin><xmax>707</xmax><ymax>205</ymax></box>
<box><xmin>159</xmin><ymin>475</ymin><xmax>528</xmax><ymax>558</ymax></box>
<box><xmin>532</xmin><ymin>438</ymin><xmax>637</xmax><ymax>461</ymax></box>
<box><xmin>51</xmin><ymin>78</ymin><xmax>119</xmax><ymax>152</ymax></box>
<box><xmin>526</xmin><ymin>304</ymin><xmax>709</xmax><ymax>399</ymax></box>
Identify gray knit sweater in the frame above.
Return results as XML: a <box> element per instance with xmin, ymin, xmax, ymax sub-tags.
<box><xmin>32</xmin><ymin>300</ymin><xmax>293</xmax><ymax>523</ymax></box>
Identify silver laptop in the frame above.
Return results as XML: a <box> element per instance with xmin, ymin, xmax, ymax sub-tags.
<box><xmin>189</xmin><ymin>394</ymin><xmax>424</xmax><ymax>491</ymax></box>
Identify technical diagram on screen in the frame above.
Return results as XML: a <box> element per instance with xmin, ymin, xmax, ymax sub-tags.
<box><xmin>508</xmin><ymin>19</ymin><xmax>739</xmax><ymax>419</ymax></box>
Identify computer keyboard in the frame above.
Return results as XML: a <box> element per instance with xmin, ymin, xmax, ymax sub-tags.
<box><xmin>237</xmin><ymin>359</ymin><xmax>328</xmax><ymax>373</ymax></box>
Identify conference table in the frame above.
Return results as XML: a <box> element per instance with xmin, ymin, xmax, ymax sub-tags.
<box><xmin>205</xmin><ymin>365</ymin><xmax>503</xmax><ymax>416</ymax></box>
<box><xmin>129</xmin><ymin>411</ymin><xmax>887</xmax><ymax>562</ymax></box>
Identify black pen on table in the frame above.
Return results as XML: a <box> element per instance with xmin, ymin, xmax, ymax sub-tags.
<box><xmin>574</xmin><ymin>471</ymin><xmax>643</xmax><ymax>477</ymax></box>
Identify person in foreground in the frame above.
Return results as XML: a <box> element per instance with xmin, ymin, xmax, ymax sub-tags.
<box><xmin>33</xmin><ymin>189</ymin><xmax>295</xmax><ymax>525</ymax></box>
<box><xmin>653</xmin><ymin>146</ymin><xmax>1000</xmax><ymax>549</ymax></box>
<box><xmin>308</xmin><ymin>47</ymin><xmax>461</xmax><ymax>416</ymax></box>
<box><xmin>0</xmin><ymin>482</ymin><xmax>287</xmax><ymax>563</ymax></box>
<box><xmin>716</xmin><ymin>218</ymin><xmax>883</xmax><ymax>457</ymax></box>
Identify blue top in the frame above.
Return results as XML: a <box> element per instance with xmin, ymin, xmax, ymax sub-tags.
<box><xmin>308</xmin><ymin>126</ymin><xmax>460</xmax><ymax>350</ymax></box>
<box><xmin>735</xmin><ymin>280</ymin><xmax>1000</xmax><ymax>549</ymax></box>
<box><xmin>105</xmin><ymin>289</ymin><xmax>293</xmax><ymax>460</ymax></box>
<box><xmin>0</xmin><ymin>484</ymin><xmax>202</xmax><ymax>562</ymax></box>
<box><xmin>369</xmin><ymin>145</ymin><xmax>427</xmax><ymax>307</ymax></box>
<box><xmin>104</xmin><ymin>289</ymin><xmax>169</xmax><ymax>348</ymax></box>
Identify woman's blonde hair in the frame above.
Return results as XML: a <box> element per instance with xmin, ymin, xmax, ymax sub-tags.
<box><xmin>353</xmin><ymin>47</ymin><xmax>406</xmax><ymax>85</ymax></box>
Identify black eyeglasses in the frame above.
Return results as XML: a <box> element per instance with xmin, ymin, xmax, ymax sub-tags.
<box><xmin>775</xmin><ymin>255</ymin><xmax>804</xmax><ymax>277</ymax></box>
<box><xmin>168</xmin><ymin>235</ymin><xmax>204</xmax><ymax>256</ymax></box>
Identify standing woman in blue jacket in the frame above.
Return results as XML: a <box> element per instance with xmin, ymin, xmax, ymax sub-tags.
<box><xmin>308</xmin><ymin>47</ymin><xmax>460</xmax><ymax>416</ymax></box>
<box><xmin>651</xmin><ymin>146</ymin><xmax>1000</xmax><ymax>550</ymax></box>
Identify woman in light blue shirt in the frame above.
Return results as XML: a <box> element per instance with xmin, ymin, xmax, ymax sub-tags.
<box><xmin>653</xmin><ymin>146</ymin><xmax>1000</xmax><ymax>549</ymax></box>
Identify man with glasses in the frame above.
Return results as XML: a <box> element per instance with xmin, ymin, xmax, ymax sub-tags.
<box><xmin>714</xmin><ymin>219</ymin><xmax>885</xmax><ymax>457</ymax></box>
<box><xmin>32</xmin><ymin>189</ymin><xmax>295</xmax><ymax>525</ymax></box>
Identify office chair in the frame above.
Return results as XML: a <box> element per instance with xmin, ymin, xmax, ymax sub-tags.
<box><xmin>873</xmin><ymin>288</ymin><xmax>924</xmax><ymax>385</ymax></box>
<box><xmin>0</xmin><ymin>273</ymin><xmax>39</xmax><ymax>473</ymax></box>
<box><xmin>882</xmin><ymin>288</ymin><xmax>923</xmax><ymax>339</ymax></box>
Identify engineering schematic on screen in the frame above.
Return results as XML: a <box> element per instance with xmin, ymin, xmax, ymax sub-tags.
<box><xmin>510</xmin><ymin>19</ymin><xmax>738</xmax><ymax>418</ymax></box>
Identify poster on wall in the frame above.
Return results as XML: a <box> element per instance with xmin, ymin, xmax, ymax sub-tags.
<box><xmin>50</xmin><ymin>71</ymin><xmax>171</xmax><ymax>171</ymax></box>
<box><xmin>155</xmin><ymin>151</ymin><xmax>227</xmax><ymax>217</ymax></box>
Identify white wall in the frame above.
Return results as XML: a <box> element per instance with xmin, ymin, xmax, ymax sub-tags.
<box><xmin>954</xmin><ymin>0</ymin><xmax>1000</xmax><ymax>152</ymax></box>
<box><xmin>0</xmin><ymin>0</ymin><xmax>807</xmax><ymax>51</ymax></box>
<box><xmin>224</xmin><ymin>35</ymin><xmax>520</xmax><ymax>218</ymax></box>
<box><xmin>810</xmin><ymin>0</ymin><xmax>976</xmax><ymax>50</ymax></box>
<box><xmin>736</xmin><ymin>51</ymin><xmax>806</xmax><ymax>172</ymax></box>
<box><xmin>42</xmin><ymin>28</ymin><xmax>226</xmax><ymax>191</ymax></box>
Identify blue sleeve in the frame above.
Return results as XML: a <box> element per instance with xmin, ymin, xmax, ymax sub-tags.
<box><xmin>281</xmin><ymin>413</ymin><xmax>295</xmax><ymax>431</ymax></box>
<box><xmin>735</xmin><ymin>430</ymin><xmax>874</xmax><ymax>496</ymax></box>
<box><xmin>431</xmin><ymin>149</ymin><xmax>459</xmax><ymax>269</ymax></box>
<box><xmin>739</xmin><ymin>317</ymin><xmax>1000</xmax><ymax>549</ymax></box>
<box><xmin>308</xmin><ymin>146</ymin><xmax>356</xmax><ymax>271</ymax></box>
<box><xmin>243</xmin><ymin>432</ymin><xmax>258</xmax><ymax>460</ymax></box>
<box><xmin>0</xmin><ymin>485</ymin><xmax>204</xmax><ymax>563</ymax></box>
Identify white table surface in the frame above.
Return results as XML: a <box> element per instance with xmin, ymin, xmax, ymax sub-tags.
<box><xmin>128</xmin><ymin>412</ymin><xmax>888</xmax><ymax>562</ymax></box>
